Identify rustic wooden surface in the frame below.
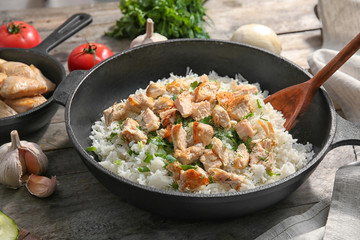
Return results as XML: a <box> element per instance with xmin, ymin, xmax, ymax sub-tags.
<box><xmin>0</xmin><ymin>1</ymin><xmax>358</xmax><ymax>239</ymax></box>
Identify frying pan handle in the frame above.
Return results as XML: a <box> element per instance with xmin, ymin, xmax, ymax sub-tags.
<box><xmin>330</xmin><ymin>114</ymin><xmax>360</xmax><ymax>149</ymax></box>
<box><xmin>53</xmin><ymin>70</ymin><xmax>87</xmax><ymax>106</ymax></box>
<box><xmin>33</xmin><ymin>13</ymin><xmax>93</xmax><ymax>53</ymax></box>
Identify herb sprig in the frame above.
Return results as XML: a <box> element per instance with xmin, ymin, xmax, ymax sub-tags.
<box><xmin>106</xmin><ymin>0</ymin><xmax>210</xmax><ymax>39</ymax></box>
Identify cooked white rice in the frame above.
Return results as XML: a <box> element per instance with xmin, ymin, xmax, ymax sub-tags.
<box><xmin>89</xmin><ymin>71</ymin><xmax>313</xmax><ymax>194</ymax></box>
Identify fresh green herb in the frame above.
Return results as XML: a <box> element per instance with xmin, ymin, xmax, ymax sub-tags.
<box><xmin>171</xmin><ymin>94</ymin><xmax>178</xmax><ymax>101</ymax></box>
<box><xmin>171</xmin><ymin>181</ymin><xmax>179</xmax><ymax>190</ymax></box>
<box><xmin>267</xmin><ymin>170</ymin><xmax>280</xmax><ymax>176</ymax></box>
<box><xmin>175</xmin><ymin>115</ymin><xmax>193</xmax><ymax>127</ymax></box>
<box><xmin>209</xmin><ymin>175</ymin><xmax>214</xmax><ymax>183</ymax></box>
<box><xmin>180</xmin><ymin>165</ymin><xmax>197</xmax><ymax>171</ymax></box>
<box><xmin>128</xmin><ymin>150</ymin><xmax>133</xmax><ymax>156</ymax></box>
<box><xmin>198</xmin><ymin>115</ymin><xmax>213</xmax><ymax>125</ymax></box>
<box><xmin>114</xmin><ymin>159</ymin><xmax>122</xmax><ymax>165</ymax></box>
<box><xmin>144</xmin><ymin>152</ymin><xmax>154</xmax><ymax>163</ymax></box>
<box><xmin>205</xmin><ymin>144</ymin><xmax>213</xmax><ymax>149</ymax></box>
<box><xmin>149</xmin><ymin>136</ymin><xmax>173</xmax><ymax>154</ymax></box>
<box><xmin>148</xmin><ymin>131</ymin><xmax>158</xmax><ymax>137</ymax></box>
<box><xmin>106</xmin><ymin>132</ymin><xmax>118</xmax><ymax>141</ymax></box>
<box><xmin>190</xmin><ymin>81</ymin><xmax>200</xmax><ymax>90</ymax></box>
<box><xmin>86</xmin><ymin>146</ymin><xmax>96</xmax><ymax>152</ymax></box>
<box><xmin>138</xmin><ymin>166</ymin><xmax>150</xmax><ymax>172</ymax></box>
<box><xmin>242</xmin><ymin>112</ymin><xmax>254</xmax><ymax>120</ymax></box>
<box><xmin>166</xmin><ymin>155</ymin><xmax>177</xmax><ymax>163</ymax></box>
<box><xmin>106</xmin><ymin>0</ymin><xmax>210</xmax><ymax>39</ymax></box>
<box><xmin>154</xmin><ymin>153</ymin><xmax>167</xmax><ymax>158</ymax></box>
<box><xmin>258</xmin><ymin>156</ymin><xmax>268</xmax><ymax>162</ymax></box>
<box><xmin>138</xmin><ymin>141</ymin><xmax>144</xmax><ymax>149</ymax></box>
<box><xmin>256</xmin><ymin>99</ymin><xmax>262</xmax><ymax>109</ymax></box>
<box><xmin>260</xmin><ymin>113</ymin><xmax>268</xmax><ymax>121</ymax></box>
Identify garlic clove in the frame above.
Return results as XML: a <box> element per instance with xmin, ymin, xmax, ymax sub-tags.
<box><xmin>0</xmin><ymin>130</ymin><xmax>25</xmax><ymax>188</ymax></box>
<box><xmin>230</xmin><ymin>24</ymin><xmax>282</xmax><ymax>54</ymax></box>
<box><xmin>0</xmin><ymin>150</ymin><xmax>24</xmax><ymax>188</ymax></box>
<box><xmin>19</xmin><ymin>142</ymin><xmax>48</xmax><ymax>175</ymax></box>
<box><xmin>130</xmin><ymin>18</ymin><xmax>168</xmax><ymax>48</ymax></box>
<box><xmin>26</xmin><ymin>174</ymin><xmax>57</xmax><ymax>198</ymax></box>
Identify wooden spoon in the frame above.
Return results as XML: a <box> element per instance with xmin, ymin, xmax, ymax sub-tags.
<box><xmin>264</xmin><ymin>33</ymin><xmax>360</xmax><ymax>131</ymax></box>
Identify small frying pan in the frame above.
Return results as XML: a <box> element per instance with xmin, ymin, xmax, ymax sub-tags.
<box><xmin>0</xmin><ymin>13</ymin><xmax>92</xmax><ymax>142</ymax></box>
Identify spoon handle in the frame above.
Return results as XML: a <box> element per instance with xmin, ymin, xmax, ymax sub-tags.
<box><xmin>309</xmin><ymin>33</ymin><xmax>360</xmax><ymax>89</ymax></box>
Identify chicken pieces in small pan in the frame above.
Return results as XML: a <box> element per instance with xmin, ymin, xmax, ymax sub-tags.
<box><xmin>0</xmin><ymin>59</ymin><xmax>56</xmax><ymax>118</ymax></box>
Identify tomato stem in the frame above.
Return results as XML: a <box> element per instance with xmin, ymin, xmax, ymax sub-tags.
<box><xmin>6</xmin><ymin>22</ymin><xmax>25</xmax><ymax>34</ymax></box>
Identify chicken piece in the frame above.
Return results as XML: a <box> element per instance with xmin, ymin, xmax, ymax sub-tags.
<box><xmin>174</xmin><ymin>91</ymin><xmax>193</xmax><ymax>118</ymax></box>
<box><xmin>211</xmin><ymin>137</ymin><xmax>230</xmax><ymax>167</ymax></box>
<box><xmin>0</xmin><ymin>75</ymin><xmax>47</xmax><ymax>99</ymax></box>
<box><xmin>194</xmin><ymin>80</ymin><xmax>220</xmax><ymax>102</ymax></box>
<box><xmin>249</xmin><ymin>139</ymin><xmax>275</xmax><ymax>171</ymax></box>
<box><xmin>127</xmin><ymin>92</ymin><xmax>154</xmax><ymax>113</ymax></box>
<box><xmin>0</xmin><ymin>61</ymin><xmax>37</xmax><ymax>79</ymax></box>
<box><xmin>192</xmin><ymin>101</ymin><xmax>211</xmax><ymax>121</ymax></box>
<box><xmin>157</xmin><ymin>124</ymin><xmax>172</xmax><ymax>142</ymax></box>
<box><xmin>146</xmin><ymin>82</ymin><xmax>166</xmax><ymax>99</ymax></box>
<box><xmin>212</xmin><ymin>105</ymin><xmax>231</xmax><ymax>129</ymax></box>
<box><xmin>166</xmin><ymin>78</ymin><xmax>189</xmax><ymax>94</ymax></box>
<box><xmin>0</xmin><ymin>99</ymin><xmax>18</xmax><ymax>118</ymax></box>
<box><xmin>171</xmin><ymin>123</ymin><xmax>187</xmax><ymax>150</ymax></box>
<box><xmin>233</xmin><ymin>82</ymin><xmax>258</xmax><ymax>97</ymax></box>
<box><xmin>120</xmin><ymin>118</ymin><xmax>148</xmax><ymax>144</ymax></box>
<box><xmin>30</xmin><ymin>65</ymin><xmax>56</xmax><ymax>92</ymax></box>
<box><xmin>5</xmin><ymin>95</ymin><xmax>46</xmax><ymax>113</ymax></box>
<box><xmin>227</xmin><ymin>95</ymin><xmax>253</xmax><ymax>121</ymax></box>
<box><xmin>235</xmin><ymin>119</ymin><xmax>256</xmax><ymax>141</ymax></box>
<box><xmin>153</xmin><ymin>96</ymin><xmax>175</xmax><ymax>113</ymax></box>
<box><xmin>103</xmin><ymin>101</ymin><xmax>128</xmax><ymax>126</ymax></box>
<box><xmin>193</xmin><ymin>121</ymin><xmax>213</xmax><ymax>146</ymax></box>
<box><xmin>142</xmin><ymin>108</ymin><xmax>160</xmax><ymax>132</ymax></box>
<box><xmin>166</xmin><ymin>161</ymin><xmax>183</xmax><ymax>182</ymax></box>
<box><xmin>199</xmin><ymin>149</ymin><xmax>222</xmax><ymax>171</ymax></box>
<box><xmin>174</xmin><ymin>143</ymin><xmax>205</xmax><ymax>165</ymax></box>
<box><xmin>233</xmin><ymin>143</ymin><xmax>250</xmax><ymax>169</ymax></box>
<box><xmin>0</xmin><ymin>72</ymin><xmax>7</xmax><ymax>88</ymax></box>
<box><xmin>216</xmin><ymin>91</ymin><xmax>235</xmax><ymax>108</ymax></box>
<box><xmin>159</xmin><ymin>108</ymin><xmax>177</xmax><ymax>127</ymax></box>
<box><xmin>207</xmin><ymin>168</ymin><xmax>244</xmax><ymax>191</ymax></box>
<box><xmin>178</xmin><ymin>167</ymin><xmax>209</xmax><ymax>192</ymax></box>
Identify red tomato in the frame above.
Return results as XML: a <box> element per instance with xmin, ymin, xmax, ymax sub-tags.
<box><xmin>0</xmin><ymin>21</ymin><xmax>41</xmax><ymax>49</ymax></box>
<box><xmin>67</xmin><ymin>43</ymin><xmax>113</xmax><ymax>71</ymax></box>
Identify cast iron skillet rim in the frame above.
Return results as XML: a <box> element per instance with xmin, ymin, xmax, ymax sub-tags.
<box><xmin>65</xmin><ymin>38</ymin><xmax>336</xmax><ymax>198</ymax></box>
<box><xmin>0</xmin><ymin>48</ymin><xmax>65</xmax><ymax>121</ymax></box>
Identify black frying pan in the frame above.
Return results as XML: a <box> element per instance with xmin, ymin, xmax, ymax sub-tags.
<box><xmin>0</xmin><ymin>13</ymin><xmax>92</xmax><ymax>143</ymax></box>
<box><xmin>53</xmin><ymin>39</ymin><xmax>360</xmax><ymax>219</ymax></box>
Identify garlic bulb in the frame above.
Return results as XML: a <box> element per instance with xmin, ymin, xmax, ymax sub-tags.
<box><xmin>130</xmin><ymin>18</ymin><xmax>168</xmax><ymax>48</ymax></box>
<box><xmin>0</xmin><ymin>130</ymin><xmax>48</xmax><ymax>188</ymax></box>
<box><xmin>230</xmin><ymin>24</ymin><xmax>282</xmax><ymax>54</ymax></box>
<box><xmin>26</xmin><ymin>174</ymin><xmax>57</xmax><ymax>198</ymax></box>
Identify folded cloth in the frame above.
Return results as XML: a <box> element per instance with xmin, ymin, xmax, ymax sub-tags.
<box><xmin>256</xmin><ymin>0</ymin><xmax>360</xmax><ymax>239</ymax></box>
<box><xmin>308</xmin><ymin>49</ymin><xmax>360</xmax><ymax>122</ymax></box>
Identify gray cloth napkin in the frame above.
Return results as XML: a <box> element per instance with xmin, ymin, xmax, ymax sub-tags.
<box><xmin>256</xmin><ymin>0</ymin><xmax>360</xmax><ymax>239</ymax></box>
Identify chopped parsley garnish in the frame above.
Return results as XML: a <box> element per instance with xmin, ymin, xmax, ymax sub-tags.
<box><xmin>180</xmin><ymin>165</ymin><xmax>197</xmax><ymax>171</ymax></box>
<box><xmin>154</xmin><ymin>153</ymin><xmax>167</xmax><ymax>158</ymax></box>
<box><xmin>190</xmin><ymin>81</ymin><xmax>200</xmax><ymax>90</ymax></box>
<box><xmin>267</xmin><ymin>170</ymin><xmax>280</xmax><ymax>176</ymax></box>
<box><xmin>209</xmin><ymin>175</ymin><xmax>214</xmax><ymax>183</ymax></box>
<box><xmin>106</xmin><ymin>132</ymin><xmax>118</xmax><ymax>141</ymax></box>
<box><xmin>205</xmin><ymin>144</ymin><xmax>213</xmax><ymax>149</ymax></box>
<box><xmin>86</xmin><ymin>146</ymin><xmax>96</xmax><ymax>152</ymax></box>
<box><xmin>175</xmin><ymin>115</ymin><xmax>194</xmax><ymax>127</ymax></box>
<box><xmin>171</xmin><ymin>182</ymin><xmax>179</xmax><ymax>190</ymax></box>
<box><xmin>138</xmin><ymin>166</ymin><xmax>150</xmax><ymax>172</ymax></box>
<box><xmin>171</xmin><ymin>94</ymin><xmax>178</xmax><ymax>101</ymax></box>
<box><xmin>148</xmin><ymin>136</ymin><xmax>173</xmax><ymax>154</ymax></box>
<box><xmin>242</xmin><ymin>112</ymin><xmax>254</xmax><ymax>120</ymax></box>
<box><xmin>114</xmin><ymin>159</ymin><xmax>122</xmax><ymax>165</ymax></box>
<box><xmin>256</xmin><ymin>99</ymin><xmax>262</xmax><ymax>109</ymax></box>
<box><xmin>166</xmin><ymin>155</ymin><xmax>177</xmax><ymax>163</ymax></box>
<box><xmin>144</xmin><ymin>152</ymin><xmax>153</xmax><ymax>163</ymax></box>
<box><xmin>198</xmin><ymin>115</ymin><xmax>213</xmax><ymax>125</ymax></box>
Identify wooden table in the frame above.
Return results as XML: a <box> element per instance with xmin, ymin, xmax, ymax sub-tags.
<box><xmin>1</xmin><ymin>1</ymin><xmax>358</xmax><ymax>239</ymax></box>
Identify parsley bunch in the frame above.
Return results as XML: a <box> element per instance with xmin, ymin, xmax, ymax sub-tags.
<box><xmin>106</xmin><ymin>0</ymin><xmax>210</xmax><ymax>39</ymax></box>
